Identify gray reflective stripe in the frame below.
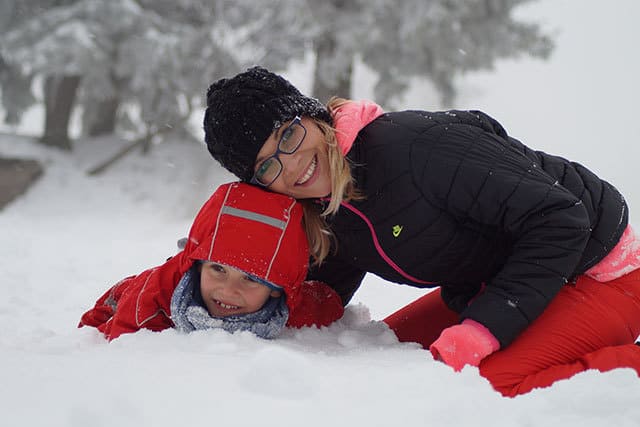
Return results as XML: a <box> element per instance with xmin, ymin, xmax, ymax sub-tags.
<box><xmin>221</xmin><ymin>206</ymin><xmax>286</xmax><ymax>229</ymax></box>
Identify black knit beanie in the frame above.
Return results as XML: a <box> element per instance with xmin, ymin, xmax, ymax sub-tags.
<box><xmin>204</xmin><ymin>66</ymin><xmax>332</xmax><ymax>182</ymax></box>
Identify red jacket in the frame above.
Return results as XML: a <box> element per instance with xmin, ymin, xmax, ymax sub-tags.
<box><xmin>79</xmin><ymin>182</ymin><xmax>344</xmax><ymax>340</ymax></box>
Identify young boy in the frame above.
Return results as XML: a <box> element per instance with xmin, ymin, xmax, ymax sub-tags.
<box><xmin>79</xmin><ymin>182</ymin><xmax>344</xmax><ymax>340</ymax></box>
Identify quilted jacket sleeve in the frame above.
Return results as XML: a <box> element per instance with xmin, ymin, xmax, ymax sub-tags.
<box><xmin>414</xmin><ymin>117</ymin><xmax>592</xmax><ymax>346</ymax></box>
<box><xmin>78</xmin><ymin>275</ymin><xmax>136</xmax><ymax>332</ymax></box>
<box><xmin>79</xmin><ymin>255</ymin><xmax>183</xmax><ymax>340</ymax></box>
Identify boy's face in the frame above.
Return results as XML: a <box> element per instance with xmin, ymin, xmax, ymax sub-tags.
<box><xmin>199</xmin><ymin>262</ymin><xmax>281</xmax><ymax>317</ymax></box>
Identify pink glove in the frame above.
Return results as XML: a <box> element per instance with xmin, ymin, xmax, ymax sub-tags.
<box><xmin>429</xmin><ymin>319</ymin><xmax>500</xmax><ymax>371</ymax></box>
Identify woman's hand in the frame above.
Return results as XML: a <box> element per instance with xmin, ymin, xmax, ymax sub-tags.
<box><xmin>430</xmin><ymin>319</ymin><xmax>500</xmax><ymax>371</ymax></box>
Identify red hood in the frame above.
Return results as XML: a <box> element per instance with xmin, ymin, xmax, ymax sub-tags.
<box><xmin>181</xmin><ymin>182</ymin><xmax>308</xmax><ymax>310</ymax></box>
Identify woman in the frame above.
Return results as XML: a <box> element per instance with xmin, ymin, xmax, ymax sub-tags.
<box><xmin>203</xmin><ymin>66</ymin><xmax>640</xmax><ymax>396</ymax></box>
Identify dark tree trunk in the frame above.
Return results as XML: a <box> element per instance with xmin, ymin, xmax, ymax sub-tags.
<box><xmin>84</xmin><ymin>97</ymin><xmax>119</xmax><ymax>137</ymax></box>
<box><xmin>0</xmin><ymin>56</ymin><xmax>34</xmax><ymax>125</ymax></box>
<box><xmin>41</xmin><ymin>74</ymin><xmax>81</xmax><ymax>150</ymax></box>
<box><xmin>312</xmin><ymin>34</ymin><xmax>353</xmax><ymax>103</ymax></box>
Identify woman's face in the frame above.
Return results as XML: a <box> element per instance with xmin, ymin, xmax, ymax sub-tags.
<box><xmin>254</xmin><ymin>117</ymin><xmax>332</xmax><ymax>199</ymax></box>
<box><xmin>199</xmin><ymin>262</ymin><xmax>280</xmax><ymax>317</ymax></box>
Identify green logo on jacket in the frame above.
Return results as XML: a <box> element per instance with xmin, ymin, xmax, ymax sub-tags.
<box><xmin>392</xmin><ymin>225</ymin><xmax>403</xmax><ymax>238</ymax></box>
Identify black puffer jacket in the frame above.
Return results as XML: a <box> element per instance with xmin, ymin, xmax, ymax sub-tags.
<box><xmin>308</xmin><ymin>110</ymin><xmax>627</xmax><ymax>347</ymax></box>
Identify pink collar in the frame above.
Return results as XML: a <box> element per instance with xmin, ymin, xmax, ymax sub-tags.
<box><xmin>333</xmin><ymin>100</ymin><xmax>384</xmax><ymax>155</ymax></box>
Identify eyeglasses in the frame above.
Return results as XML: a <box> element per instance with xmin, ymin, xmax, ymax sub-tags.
<box><xmin>250</xmin><ymin>116</ymin><xmax>306</xmax><ymax>187</ymax></box>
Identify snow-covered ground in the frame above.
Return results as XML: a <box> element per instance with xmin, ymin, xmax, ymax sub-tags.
<box><xmin>1</xmin><ymin>1</ymin><xmax>640</xmax><ymax>426</ymax></box>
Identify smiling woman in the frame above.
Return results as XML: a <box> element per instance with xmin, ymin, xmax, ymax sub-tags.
<box><xmin>203</xmin><ymin>65</ymin><xmax>640</xmax><ymax>397</ymax></box>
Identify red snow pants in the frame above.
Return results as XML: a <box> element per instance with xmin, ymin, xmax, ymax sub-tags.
<box><xmin>383</xmin><ymin>269</ymin><xmax>640</xmax><ymax>397</ymax></box>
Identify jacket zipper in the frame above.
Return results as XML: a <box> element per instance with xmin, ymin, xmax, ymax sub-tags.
<box><xmin>340</xmin><ymin>201</ymin><xmax>437</xmax><ymax>285</ymax></box>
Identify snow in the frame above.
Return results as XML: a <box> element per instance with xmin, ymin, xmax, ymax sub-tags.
<box><xmin>1</xmin><ymin>1</ymin><xmax>640</xmax><ymax>426</ymax></box>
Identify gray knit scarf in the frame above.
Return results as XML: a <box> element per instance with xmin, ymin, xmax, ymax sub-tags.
<box><xmin>170</xmin><ymin>267</ymin><xmax>289</xmax><ymax>339</ymax></box>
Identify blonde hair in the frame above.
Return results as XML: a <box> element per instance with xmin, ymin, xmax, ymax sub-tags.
<box><xmin>304</xmin><ymin>97</ymin><xmax>363</xmax><ymax>266</ymax></box>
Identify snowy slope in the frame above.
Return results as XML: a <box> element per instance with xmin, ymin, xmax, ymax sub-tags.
<box><xmin>2</xmin><ymin>133</ymin><xmax>639</xmax><ymax>427</ymax></box>
<box><xmin>1</xmin><ymin>1</ymin><xmax>640</xmax><ymax>426</ymax></box>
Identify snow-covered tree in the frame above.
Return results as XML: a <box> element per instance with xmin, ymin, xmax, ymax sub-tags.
<box><xmin>130</xmin><ymin>0</ymin><xmax>312</xmax><ymax>144</ymax></box>
<box><xmin>0</xmin><ymin>0</ymin><xmax>313</xmax><ymax>152</ymax></box>
<box><xmin>1</xmin><ymin>0</ymin><xmax>553</xmax><ymax>153</ymax></box>
<box><xmin>307</xmin><ymin>0</ymin><xmax>553</xmax><ymax>106</ymax></box>
<box><xmin>303</xmin><ymin>0</ymin><xmax>372</xmax><ymax>103</ymax></box>
<box><xmin>0</xmin><ymin>55</ymin><xmax>34</xmax><ymax>126</ymax></box>
<box><xmin>1</xmin><ymin>0</ymin><xmax>221</xmax><ymax>148</ymax></box>
<box><xmin>0</xmin><ymin>0</ymin><xmax>49</xmax><ymax>126</ymax></box>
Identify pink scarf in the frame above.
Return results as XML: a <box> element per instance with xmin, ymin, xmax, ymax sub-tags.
<box><xmin>332</xmin><ymin>100</ymin><xmax>384</xmax><ymax>155</ymax></box>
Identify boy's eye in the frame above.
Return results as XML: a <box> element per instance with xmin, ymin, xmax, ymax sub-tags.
<box><xmin>208</xmin><ymin>263</ymin><xmax>226</xmax><ymax>273</ymax></box>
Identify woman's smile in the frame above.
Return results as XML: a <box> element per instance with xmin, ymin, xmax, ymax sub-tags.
<box><xmin>296</xmin><ymin>155</ymin><xmax>318</xmax><ymax>186</ymax></box>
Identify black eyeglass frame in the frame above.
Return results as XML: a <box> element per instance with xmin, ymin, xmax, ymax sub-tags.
<box><xmin>250</xmin><ymin>116</ymin><xmax>306</xmax><ymax>187</ymax></box>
